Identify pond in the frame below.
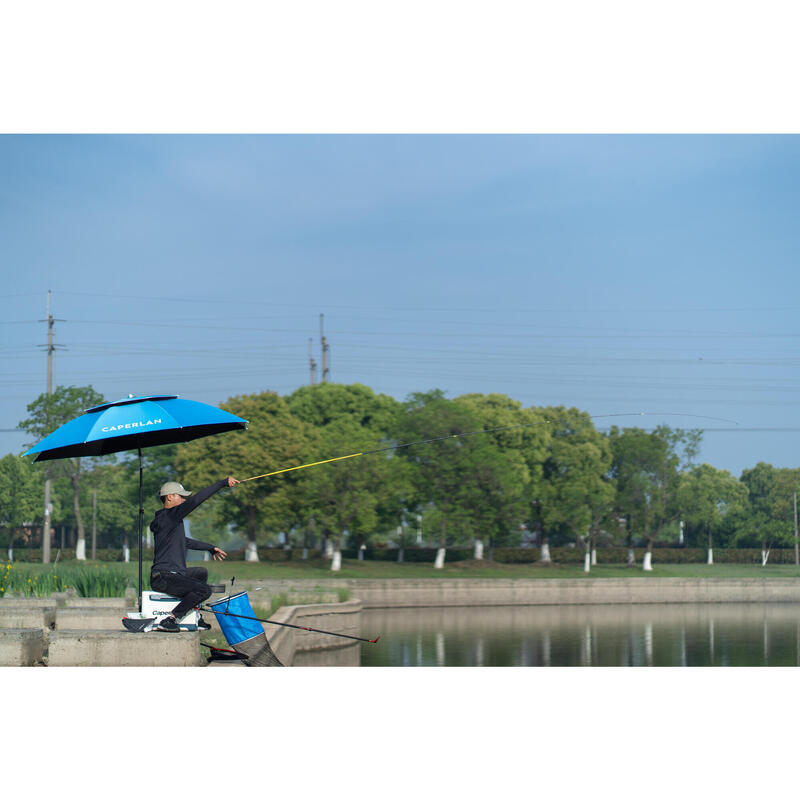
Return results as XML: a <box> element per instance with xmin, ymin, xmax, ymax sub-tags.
<box><xmin>358</xmin><ymin>603</ymin><xmax>800</xmax><ymax>666</ymax></box>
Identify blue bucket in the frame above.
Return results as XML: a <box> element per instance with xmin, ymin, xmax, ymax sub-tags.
<box><xmin>208</xmin><ymin>591</ymin><xmax>264</xmax><ymax>646</ymax></box>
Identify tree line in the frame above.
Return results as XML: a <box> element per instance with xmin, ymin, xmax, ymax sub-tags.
<box><xmin>3</xmin><ymin>383</ymin><xmax>799</xmax><ymax>566</ymax></box>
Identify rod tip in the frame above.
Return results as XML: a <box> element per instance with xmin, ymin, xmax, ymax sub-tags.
<box><xmin>369</xmin><ymin>636</ymin><xmax>381</xmax><ymax>644</ymax></box>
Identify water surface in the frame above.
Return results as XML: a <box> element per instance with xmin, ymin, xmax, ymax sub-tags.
<box><xmin>359</xmin><ymin>604</ymin><xmax>800</xmax><ymax>666</ymax></box>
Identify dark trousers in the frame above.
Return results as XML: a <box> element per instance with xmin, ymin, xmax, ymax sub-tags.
<box><xmin>150</xmin><ymin>566</ymin><xmax>212</xmax><ymax>620</ymax></box>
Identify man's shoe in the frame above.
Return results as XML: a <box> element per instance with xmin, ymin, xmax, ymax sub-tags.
<box><xmin>197</xmin><ymin>616</ymin><xmax>212</xmax><ymax>631</ymax></box>
<box><xmin>157</xmin><ymin>616</ymin><xmax>181</xmax><ymax>632</ymax></box>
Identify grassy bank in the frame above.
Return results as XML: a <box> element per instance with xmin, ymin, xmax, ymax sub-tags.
<box><xmin>5</xmin><ymin>558</ymin><xmax>800</xmax><ymax>584</ymax></box>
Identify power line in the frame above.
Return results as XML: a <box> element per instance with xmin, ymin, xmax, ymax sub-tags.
<box><xmin>46</xmin><ymin>290</ymin><xmax>800</xmax><ymax>314</ymax></box>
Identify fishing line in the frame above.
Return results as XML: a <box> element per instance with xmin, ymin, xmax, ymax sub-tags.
<box><xmin>239</xmin><ymin>412</ymin><xmax>739</xmax><ymax>484</ymax></box>
<box><xmin>202</xmin><ymin>603</ymin><xmax>381</xmax><ymax>644</ymax></box>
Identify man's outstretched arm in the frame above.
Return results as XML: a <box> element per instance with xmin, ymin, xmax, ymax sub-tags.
<box><xmin>172</xmin><ymin>476</ymin><xmax>240</xmax><ymax>523</ymax></box>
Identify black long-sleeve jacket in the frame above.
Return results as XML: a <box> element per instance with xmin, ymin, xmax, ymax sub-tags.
<box><xmin>149</xmin><ymin>478</ymin><xmax>228</xmax><ymax>575</ymax></box>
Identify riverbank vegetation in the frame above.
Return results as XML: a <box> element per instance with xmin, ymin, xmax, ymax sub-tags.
<box><xmin>5</xmin><ymin>383</ymin><xmax>800</xmax><ymax>569</ymax></box>
<box><xmin>5</xmin><ymin>559</ymin><xmax>800</xmax><ymax>587</ymax></box>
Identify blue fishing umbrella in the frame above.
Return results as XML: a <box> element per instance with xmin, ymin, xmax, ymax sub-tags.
<box><xmin>23</xmin><ymin>394</ymin><xmax>247</xmax><ymax>610</ymax></box>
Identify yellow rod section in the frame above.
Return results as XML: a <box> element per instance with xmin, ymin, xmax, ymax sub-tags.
<box><xmin>239</xmin><ymin>452</ymin><xmax>363</xmax><ymax>483</ymax></box>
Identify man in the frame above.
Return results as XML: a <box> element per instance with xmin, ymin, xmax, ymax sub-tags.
<box><xmin>149</xmin><ymin>476</ymin><xmax>239</xmax><ymax>632</ymax></box>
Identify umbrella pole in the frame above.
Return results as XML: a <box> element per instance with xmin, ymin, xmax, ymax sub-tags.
<box><xmin>138</xmin><ymin>447</ymin><xmax>143</xmax><ymax>613</ymax></box>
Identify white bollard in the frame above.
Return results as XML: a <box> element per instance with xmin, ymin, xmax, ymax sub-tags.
<box><xmin>434</xmin><ymin>548</ymin><xmax>446</xmax><ymax>569</ymax></box>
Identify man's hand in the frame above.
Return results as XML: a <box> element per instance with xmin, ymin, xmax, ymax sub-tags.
<box><xmin>227</xmin><ymin>476</ymin><xmax>240</xmax><ymax>488</ymax></box>
<box><xmin>212</xmin><ymin>547</ymin><xmax>228</xmax><ymax>561</ymax></box>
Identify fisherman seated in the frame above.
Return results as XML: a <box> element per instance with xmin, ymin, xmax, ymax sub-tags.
<box><xmin>149</xmin><ymin>477</ymin><xmax>238</xmax><ymax>632</ymax></box>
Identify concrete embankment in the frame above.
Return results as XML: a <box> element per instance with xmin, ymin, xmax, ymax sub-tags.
<box><xmin>7</xmin><ymin>577</ymin><xmax>797</xmax><ymax>666</ymax></box>
<box><xmin>0</xmin><ymin>595</ymin><xmax>204</xmax><ymax>666</ymax></box>
<box><xmin>213</xmin><ymin>600</ymin><xmax>363</xmax><ymax>667</ymax></box>
<box><xmin>235</xmin><ymin>576</ymin><xmax>800</xmax><ymax>609</ymax></box>
<box><xmin>270</xmin><ymin>599</ymin><xmax>362</xmax><ymax>666</ymax></box>
<box><xmin>0</xmin><ymin>595</ymin><xmax>362</xmax><ymax>666</ymax></box>
<box><xmin>343</xmin><ymin>578</ymin><xmax>800</xmax><ymax>607</ymax></box>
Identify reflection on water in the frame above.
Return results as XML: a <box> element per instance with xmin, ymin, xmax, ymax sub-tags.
<box><xmin>359</xmin><ymin>604</ymin><xmax>800</xmax><ymax>667</ymax></box>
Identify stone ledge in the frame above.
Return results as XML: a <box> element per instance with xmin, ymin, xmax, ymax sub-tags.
<box><xmin>0</xmin><ymin>607</ymin><xmax>56</xmax><ymax>630</ymax></box>
<box><xmin>0</xmin><ymin>629</ymin><xmax>44</xmax><ymax>666</ymax></box>
<box><xmin>55</xmin><ymin>608</ymin><xmax>131</xmax><ymax>630</ymax></box>
<box><xmin>46</xmin><ymin>630</ymin><xmax>203</xmax><ymax>667</ymax></box>
<box><xmin>57</xmin><ymin>597</ymin><xmax>133</xmax><ymax>610</ymax></box>
<box><xmin>267</xmin><ymin>600</ymin><xmax>362</xmax><ymax>665</ymax></box>
<box><xmin>346</xmin><ymin>577</ymin><xmax>800</xmax><ymax>607</ymax></box>
<box><xmin>0</xmin><ymin>598</ymin><xmax>60</xmax><ymax>608</ymax></box>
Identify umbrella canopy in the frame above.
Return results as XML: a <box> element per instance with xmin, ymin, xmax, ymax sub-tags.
<box><xmin>22</xmin><ymin>394</ymin><xmax>247</xmax><ymax>613</ymax></box>
<box><xmin>23</xmin><ymin>394</ymin><xmax>247</xmax><ymax>461</ymax></box>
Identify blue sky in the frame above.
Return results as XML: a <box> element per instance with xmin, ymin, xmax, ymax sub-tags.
<box><xmin>2</xmin><ymin>134</ymin><xmax>799</xmax><ymax>476</ymax></box>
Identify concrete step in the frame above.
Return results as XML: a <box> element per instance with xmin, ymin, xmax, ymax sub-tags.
<box><xmin>58</xmin><ymin>597</ymin><xmax>133</xmax><ymax>610</ymax></box>
<box><xmin>1</xmin><ymin>596</ymin><xmax>133</xmax><ymax>609</ymax></box>
<box><xmin>0</xmin><ymin>598</ymin><xmax>60</xmax><ymax>608</ymax></box>
<box><xmin>0</xmin><ymin>607</ymin><xmax>56</xmax><ymax>630</ymax></box>
<box><xmin>0</xmin><ymin>629</ymin><xmax>44</xmax><ymax>666</ymax></box>
<box><xmin>285</xmin><ymin>592</ymin><xmax>340</xmax><ymax>604</ymax></box>
<box><xmin>46</xmin><ymin>630</ymin><xmax>204</xmax><ymax>666</ymax></box>
<box><xmin>55</xmin><ymin>608</ymin><xmax>131</xmax><ymax>631</ymax></box>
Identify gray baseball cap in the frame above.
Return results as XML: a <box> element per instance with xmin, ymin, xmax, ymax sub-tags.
<box><xmin>159</xmin><ymin>481</ymin><xmax>191</xmax><ymax>497</ymax></box>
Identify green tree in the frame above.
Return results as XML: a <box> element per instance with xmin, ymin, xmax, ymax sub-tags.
<box><xmin>287</xmin><ymin>383</ymin><xmax>402</xmax><ymax>433</ymax></box>
<box><xmin>737</xmin><ymin>463</ymin><xmax>800</xmax><ymax>564</ymax></box>
<box><xmin>287</xmin><ymin>382</ymin><xmax>406</xmax><ymax>558</ymax></box>
<box><xmin>176</xmin><ymin>391</ymin><xmax>312</xmax><ymax>560</ymax></box>
<box><xmin>677</xmin><ymin>463</ymin><xmax>748</xmax><ymax>564</ymax></box>
<box><xmin>297</xmin><ymin>417</ymin><xmax>412</xmax><ymax>569</ymax></box>
<box><xmin>0</xmin><ymin>454</ymin><xmax>43</xmax><ymax>559</ymax></box>
<box><xmin>609</xmin><ymin>425</ymin><xmax>683</xmax><ymax>570</ymax></box>
<box><xmin>396</xmin><ymin>390</ymin><xmax>517</xmax><ymax>566</ymax></box>
<box><xmin>768</xmin><ymin>468</ymin><xmax>800</xmax><ymax>561</ymax></box>
<box><xmin>18</xmin><ymin>385</ymin><xmax>106</xmax><ymax>560</ymax></box>
<box><xmin>456</xmin><ymin>393</ymin><xmax>548</xmax><ymax>556</ymax></box>
<box><xmin>85</xmin><ymin>461</ymin><xmax>146</xmax><ymax>559</ymax></box>
<box><xmin>538</xmin><ymin>407</ymin><xmax>613</xmax><ymax>569</ymax></box>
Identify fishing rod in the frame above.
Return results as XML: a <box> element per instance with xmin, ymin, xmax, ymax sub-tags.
<box><xmin>200</xmin><ymin>642</ymin><xmax>249</xmax><ymax>661</ymax></box>
<box><xmin>238</xmin><ymin>412</ymin><xmax>739</xmax><ymax>484</ymax></box>
<box><xmin>202</xmin><ymin>603</ymin><xmax>381</xmax><ymax>644</ymax></box>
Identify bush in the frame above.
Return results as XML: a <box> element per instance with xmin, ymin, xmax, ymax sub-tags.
<box><xmin>257</xmin><ymin>548</ymin><xmax>293</xmax><ymax>561</ymax></box>
<box><xmin>0</xmin><ymin>562</ymin><xmax>134</xmax><ymax>598</ymax></box>
<box><xmin>492</xmin><ymin>547</ymin><xmax>799</xmax><ymax>565</ymax></box>
<box><xmin>67</xmin><ymin>565</ymin><xmax>133</xmax><ymax>597</ymax></box>
<box><xmin>341</xmin><ymin>547</ymin><xmax>473</xmax><ymax>562</ymax></box>
<box><xmin>5</xmin><ymin>547</ymin><xmax>150</xmax><ymax>563</ymax></box>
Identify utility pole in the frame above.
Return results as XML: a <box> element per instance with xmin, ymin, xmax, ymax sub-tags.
<box><xmin>794</xmin><ymin>491</ymin><xmax>798</xmax><ymax>567</ymax></box>
<box><xmin>37</xmin><ymin>290</ymin><xmax>64</xmax><ymax>564</ymax></box>
<box><xmin>320</xmin><ymin>313</ymin><xmax>330</xmax><ymax>382</ymax></box>
<box><xmin>308</xmin><ymin>338</ymin><xmax>317</xmax><ymax>385</ymax></box>
<box><xmin>92</xmin><ymin>487</ymin><xmax>98</xmax><ymax>561</ymax></box>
